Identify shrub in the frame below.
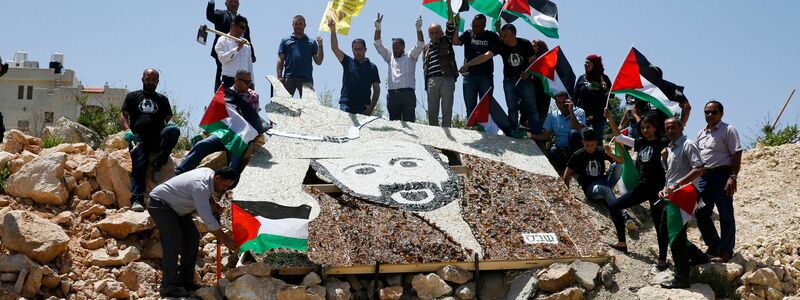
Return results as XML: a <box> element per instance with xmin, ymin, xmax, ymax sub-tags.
<box><xmin>42</xmin><ymin>135</ymin><xmax>64</xmax><ymax>149</ymax></box>
<box><xmin>754</xmin><ymin>123</ymin><xmax>800</xmax><ymax>147</ymax></box>
<box><xmin>0</xmin><ymin>168</ymin><xmax>9</xmax><ymax>190</ymax></box>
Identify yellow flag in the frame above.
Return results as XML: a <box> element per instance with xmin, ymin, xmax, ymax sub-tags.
<box><xmin>319</xmin><ymin>0</ymin><xmax>367</xmax><ymax>35</ymax></box>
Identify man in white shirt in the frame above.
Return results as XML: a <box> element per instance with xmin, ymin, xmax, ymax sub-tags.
<box><xmin>215</xmin><ymin>15</ymin><xmax>253</xmax><ymax>89</ymax></box>
<box><xmin>373</xmin><ymin>13</ymin><xmax>425</xmax><ymax>122</ymax></box>
<box><xmin>148</xmin><ymin>166</ymin><xmax>239</xmax><ymax>297</ymax></box>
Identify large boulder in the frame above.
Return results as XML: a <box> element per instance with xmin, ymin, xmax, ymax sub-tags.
<box><xmin>103</xmin><ymin>132</ymin><xmax>128</xmax><ymax>151</ymax></box>
<box><xmin>42</xmin><ymin>117</ymin><xmax>103</xmax><ymax>149</ymax></box>
<box><xmin>118</xmin><ymin>261</ymin><xmax>158</xmax><ymax>292</ymax></box>
<box><xmin>225</xmin><ymin>274</ymin><xmax>287</xmax><ymax>300</ymax></box>
<box><xmin>437</xmin><ymin>265</ymin><xmax>473</xmax><ymax>285</ymax></box>
<box><xmin>95</xmin><ymin>210</ymin><xmax>154</xmax><ymax>239</ymax></box>
<box><xmin>0</xmin><ymin>151</ymin><xmax>15</xmax><ymax>172</ymax></box>
<box><xmin>90</xmin><ymin>246</ymin><xmax>140</xmax><ymax>267</ymax></box>
<box><xmin>538</xmin><ymin>263</ymin><xmax>576</xmax><ymax>292</ymax></box>
<box><xmin>3</xmin><ymin>152</ymin><xmax>69</xmax><ymax>205</ymax></box>
<box><xmin>743</xmin><ymin>267</ymin><xmax>781</xmax><ymax>290</ymax></box>
<box><xmin>1</xmin><ymin>129</ymin><xmax>36</xmax><ymax>154</ymax></box>
<box><xmin>0</xmin><ymin>254</ymin><xmax>43</xmax><ymax>298</ymax></box>
<box><xmin>106</xmin><ymin>149</ymin><xmax>132</xmax><ymax>207</ymax></box>
<box><xmin>1</xmin><ymin>210</ymin><xmax>70</xmax><ymax>264</ymax></box>
<box><xmin>412</xmin><ymin>273</ymin><xmax>453</xmax><ymax>300</ymax></box>
<box><xmin>507</xmin><ymin>271</ymin><xmax>538</xmax><ymax>300</ymax></box>
<box><xmin>570</xmin><ymin>261</ymin><xmax>600</xmax><ymax>290</ymax></box>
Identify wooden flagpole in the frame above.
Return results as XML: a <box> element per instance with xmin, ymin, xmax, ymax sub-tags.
<box><xmin>772</xmin><ymin>88</ymin><xmax>796</xmax><ymax>129</ymax></box>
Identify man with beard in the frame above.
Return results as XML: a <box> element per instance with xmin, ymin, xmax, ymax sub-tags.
<box><xmin>451</xmin><ymin>14</ymin><xmax>499</xmax><ymax>118</ymax></box>
<box><xmin>277</xmin><ymin>15</ymin><xmax>324</xmax><ymax>97</ymax></box>
<box><xmin>374</xmin><ymin>13</ymin><xmax>425</xmax><ymax>122</ymax></box>
<box><xmin>119</xmin><ymin>68</ymin><xmax>180</xmax><ymax>212</ymax></box>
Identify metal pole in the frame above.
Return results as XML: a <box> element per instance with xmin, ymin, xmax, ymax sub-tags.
<box><xmin>772</xmin><ymin>89</ymin><xmax>796</xmax><ymax>129</ymax></box>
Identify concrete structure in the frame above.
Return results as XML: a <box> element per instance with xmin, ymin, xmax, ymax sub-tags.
<box><xmin>0</xmin><ymin>51</ymin><xmax>127</xmax><ymax>135</ymax></box>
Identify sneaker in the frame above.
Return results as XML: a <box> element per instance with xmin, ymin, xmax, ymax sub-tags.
<box><xmin>625</xmin><ymin>219</ymin><xmax>638</xmax><ymax>231</ymax></box>
<box><xmin>131</xmin><ymin>201</ymin><xmax>145</xmax><ymax>212</ymax></box>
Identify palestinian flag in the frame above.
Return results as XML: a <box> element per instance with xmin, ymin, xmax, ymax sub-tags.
<box><xmin>612</xmin><ymin>128</ymin><xmax>638</xmax><ymax>194</ymax></box>
<box><xmin>466</xmin><ymin>87</ymin><xmax>510</xmax><ymax>135</ymax></box>
<box><xmin>232</xmin><ymin>200</ymin><xmax>313</xmax><ymax>254</ymax></box>
<box><xmin>664</xmin><ymin>184</ymin><xmax>699</xmax><ymax>246</ymax></box>
<box><xmin>423</xmin><ymin>0</ymin><xmax>468</xmax><ymax>31</ymax></box>
<box><xmin>501</xmin><ymin>0</ymin><xmax>559</xmax><ymax>38</ymax></box>
<box><xmin>199</xmin><ymin>87</ymin><xmax>259</xmax><ymax>158</ymax></box>
<box><xmin>526</xmin><ymin>46</ymin><xmax>575</xmax><ymax>98</ymax></box>
<box><xmin>469</xmin><ymin>0</ymin><xmax>504</xmax><ymax>21</ymax></box>
<box><xmin>610</xmin><ymin>47</ymin><xmax>684</xmax><ymax>117</ymax></box>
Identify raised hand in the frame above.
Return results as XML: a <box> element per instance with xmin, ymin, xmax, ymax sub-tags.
<box><xmin>327</xmin><ymin>16</ymin><xmax>336</xmax><ymax>31</ymax></box>
<box><xmin>375</xmin><ymin>13</ymin><xmax>384</xmax><ymax>31</ymax></box>
<box><xmin>415</xmin><ymin>15</ymin><xmax>423</xmax><ymax>31</ymax></box>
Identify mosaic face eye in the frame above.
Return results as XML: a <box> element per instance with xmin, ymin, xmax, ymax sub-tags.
<box><xmin>399</xmin><ymin>161</ymin><xmax>418</xmax><ymax>168</ymax></box>
<box><xmin>343</xmin><ymin>163</ymin><xmax>381</xmax><ymax>176</ymax></box>
<box><xmin>390</xmin><ymin>157</ymin><xmax>423</xmax><ymax>169</ymax></box>
<box><xmin>355</xmin><ymin>167</ymin><xmax>376</xmax><ymax>175</ymax></box>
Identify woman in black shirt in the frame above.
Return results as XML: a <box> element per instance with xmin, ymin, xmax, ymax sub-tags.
<box><xmin>605</xmin><ymin>108</ymin><xmax>671</xmax><ymax>270</ymax></box>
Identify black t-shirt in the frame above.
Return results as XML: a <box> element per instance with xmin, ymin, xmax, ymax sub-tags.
<box><xmin>121</xmin><ymin>90</ymin><xmax>172</xmax><ymax>135</ymax></box>
<box><xmin>459</xmin><ymin>30</ymin><xmax>499</xmax><ymax>76</ymax></box>
<box><xmin>340</xmin><ymin>55</ymin><xmax>380</xmax><ymax>112</ymax></box>
<box><xmin>634</xmin><ymin>137</ymin><xmax>668</xmax><ymax>186</ymax></box>
<box><xmin>567</xmin><ymin>147</ymin><xmax>614</xmax><ymax>187</ymax></box>
<box><xmin>492</xmin><ymin>37</ymin><xmax>535</xmax><ymax>79</ymax></box>
<box><xmin>574</xmin><ymin>74</ymin><xmax>613</xmax><ymax>120</ymax></box>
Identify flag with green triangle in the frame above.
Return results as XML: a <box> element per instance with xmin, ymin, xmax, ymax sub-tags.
<box><xmin>664</xmin><ymin>184</ymin><xmax>700</xmax><ymax>246</ymax></box>
<box><xmin>423</xmin><ymin>0</ymin><xmax>467</xmax><ymax>31</ymax></box>
<box><xmin>501</xmin><ymin>0</ymin><xmax>559</xmax><ymax>38</ymax></box>
<box><xmin>612</xmin><ymin>128</ymin><xmax>639</xmax><ymax>195</ymax></box>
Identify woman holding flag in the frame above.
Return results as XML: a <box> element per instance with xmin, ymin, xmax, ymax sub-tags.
<box><xmin>604</xmin><ymin>108</ymin><xmax>671</xmax><ymax>271</ymax></box>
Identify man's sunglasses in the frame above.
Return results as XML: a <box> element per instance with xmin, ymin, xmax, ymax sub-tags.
<box><xmin>236</xmin><ymin>78</ymin><xmax>252</xmax><ymax>84</ymax></box>
<box><xmin>704</xmin><ymin>110</ymin><xmax>720</xmax><ymax>115</ymax></box>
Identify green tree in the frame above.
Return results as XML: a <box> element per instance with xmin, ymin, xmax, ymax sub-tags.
<box><xmin>754</xmin><ymin>123</ymin><xmax>800</xmax><ymax>147</ymax></box>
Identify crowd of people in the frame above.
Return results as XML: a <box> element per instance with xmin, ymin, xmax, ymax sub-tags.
<box><xmin>106</xmin><ymin>0</ymin><xmax>745</xmax><ymax>296</ymax></box>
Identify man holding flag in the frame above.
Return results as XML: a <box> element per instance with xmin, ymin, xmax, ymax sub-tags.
<box><xmin>175</xmin><ymin>69</ymin><xmax>266</xmax><ymax>176</ymax></box>
<box><xmin>659</xmin><ymin>117</ymin><xmax>708</xmax><ymax>289</ymax></box>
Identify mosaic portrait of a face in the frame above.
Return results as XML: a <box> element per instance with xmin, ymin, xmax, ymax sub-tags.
<box><xmin>310</xmin><ymin>139</ymin><xmax>461</xmax><ymax>212</ymax></box>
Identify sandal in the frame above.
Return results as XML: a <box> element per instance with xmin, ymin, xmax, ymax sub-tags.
<box><xmin>607</xmin><ymin>242</ymin><xmax>628</xmax><ymax>253</ymax></box>
<box><xmin>656</xmin><ymin>261</ymin><xmax>671</xmax><ymax>271</ymax></box>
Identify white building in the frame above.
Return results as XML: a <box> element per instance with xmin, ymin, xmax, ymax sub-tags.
<box><xmin>0</xmin><ymin>51</ymin><xmax>127</xmax><ymax>135</ymax></box>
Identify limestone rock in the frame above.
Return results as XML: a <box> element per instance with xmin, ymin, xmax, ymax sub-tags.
<box><xmin>535</xmin><ymin>287</ymin><xmax>584</xmax><ymax>300</ymax></box>
<box><xmin>570</xmin><ymin>261</ymin><xmax>600</xmax><ymax>290</ymax></box>
<box><xmin>7</xmin><ymin>150</ymin><xmax>37</xmax><ymax>174</ymax></box>
<box><xmin>107</xmin><ymin>149</ymin><xmax>132</xmax><ymax>207</ymax></box>
<box><xmin>90</xmin><ymin>246</ymin><xmax>140</xmax><ymax>267</ymax></box>
<box><xmin>538</xmin><ymin>263</ymin><xmax>576</xmax><ymax>292</ymax></box>
<box><xmin>455</xmin><ymin>282</ymin><xmax>476</xmax><ymax>300</ymax></box>
<box><xmin>224</xmin><ymin>263</ymin><xmax>272</xmax><ymax>281</ymax></box>
<box><xmin>40</xmin><ymin>265</ymin><xmax>60</xmax><ymax>289</ymax></box>
<box><xmin>97</xmin><ymin>279</ymin><xmax>129</xmax><ymax>299</ymax></box>
<box><xmin>0</xmin><ymin>151</ymin><xmax>15</xmax><ymax>172</ymax></box>
<box><xmin>119</xmin><ymin>261</ymin><xmax>158</xmax><ymax>292</ymax></box>
<box><xmin>103</xmin><ymin>132</ymin><xmax>128</xmax><ymax>151</ymax></box>
<box><xmin>507</xmin><ymin>271</ymin><xmax>537</xmax><ymax>300</ymax></box>
<box><xmin>3</xmin><ymin>152</ymin><xmax>69</xmax><ymax>205</ymax></box>
<box><xmin>307</xmin><ymin>285</ymin><xmax>326</xmax><ymax>300</ymax></box>
<box><xmin>225</xmin><ymin>274</ymin><xmax>287</xmax><ymax>300</ymax></box>
<box><xmin>412</xmin><ymin>273</ymin><xmax>452</xmax><ymax>300</ymax></box>
<box><xmin>325</xmin><ymin>277</ymin><xmax>352</xmax><ymax>300</ymax></box>
<box><xmin>196</xmin><ymin>285</ymin><xmax>224</xmax><ymax>300</ymax></box>
<box><xmin>95</xmin><ymin>210</ymin><xmax>154</xmax><ymax>239</ymax></box>
<box><xmin>79</xmin><ymin>203</ymin><xmax>106</xmax><ymax>219</ymax></box>
<box><xmin>75</xmin><ymin>180</ymin><xmax>94</xmax><ymax>199</ymax></box>
<box><xmin>53</xmin><ymin>211</ymin><xmax>73</xmax><ymax>225</ymax></box>
<box><xmin>91</xmin><ymin>190</ymin><xmax>116</xmax><ymax>207</ymax></box>
<box><xmin>43</xmin><ymin>117</ymin><xmax>103</xmax><ymax>149</ymax></box>
<box><xmin>277</xmin><ymin>286</ymin><xmax>308</xmax><ymax>300</ymax></box>
<box><xmin>379</xmin><ymin>286</ymin><xmax>403</xmax><ymax>300</ymax></box>
<box><xmin>143</xmin><ymin>241</ymin><xmax>163</xmax><ymax>259</ymax></box>
<box><xmin>0</xmin><ymin>273</ymin><xmax>16</xmax><ymax>282</ymax></box>
<box><xmin>695</xmin><ymin>262</ymin><xmax>744</xmax><ymax>282</ymax></box>
<box><xmin>437</xmin><ymin>265</ymin><xmax>473</xmax><ymax>284</ymax></box>
<box><xmin>1</xmin><ymin>210</ymin><xmax>70</xmax><ymax>264</ymax></box>
<box><xmin>0</xmin><ymin>254</ymin><xmax>43</xmax><ymax>298</ymax></box>
<box><xmin>303</xmin><ymin>272</ymin><xmax>322</xmax><ymax>287</ymax></box>
<box><xmin>636</xmin><ymin>284</ymin><xmax>715</xmax><ymax>300</ymax></box>
<box><xmin>743</xmin><ymin>267</ymin><xmax>781</xmax><ymax>290</ymax></box>
<box><xmin>1</xmin><ymin>130</ymin><xmax>32</xmax><ymax>154</ymax></box>
<box><xmin>599</xmin><ymin>264</ymin><xmax>614</xmax><ymax>288</ymax></box>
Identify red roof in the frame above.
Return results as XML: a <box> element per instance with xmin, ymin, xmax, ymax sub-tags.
<box><xmin>82</xmin><ymin>86</ymin><xmax>105</xmax><ymax>93</ymax></box>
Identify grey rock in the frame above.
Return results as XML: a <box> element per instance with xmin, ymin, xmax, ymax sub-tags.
<box><xmin>94</xmin><ymin>210</ymin><xmax>154</xmax><ymax>239</ymax></box>
<box><xmin>1</xmin><ymin>210</ymin><xmax>70</xmax><ymax>264</ymax></box>
<box><xmin>411</xmin><ymin>273</ymin><xmax>452</xmax><ymax>300</ymax></box>
<box><xmin>225</xmin><ymin>274</ymin><xmax>287</xmax><ymax>300</ymax></box>
<box><xmin>506</xmin><ymin>271</ymin><xmax>537</xmax><ymax>300</ymax></box>
<box><xmin>90</xmin><ymin>246</ymin><xmax>140</xmax><ymax>267</ymax></box>
<box><xmin>538</xmin><ymin>263</ymin><xmax>576</xmax><ymax>292</ymax></box>
<box><xmin>437</xmin><ymin>265</ymin><xmax>473</xmax><ymax>284</ymax></box>
<box><xmin>325</xmin><ymin>277</ymin><xmax>352</xmax><ymax>300</ymax></box>
<box><xmin>195</xmin><ymin>286</ymin><xmax>224</xmax><ymax>300</ymax></box>
<box><xmin>600</xmin><ymin>264</ymin><xmax>614</xmax><ymax>289</ymax></box>
<box><xmin>303</xmin><ymin>272</ymin><xmax>323</xmax><ymax>287</ymax></box>
<box><xmin>455</xmin><ymin>282</ymin><xmax>476</xmax><ymax>300</ymax></box>
<box><xmin>569</xmin><ymin>261</ymin><xmax>600</xmax><ymax>290</ymax></box>
<box><xmin>636</xmin><ymin>283</ymin><xmax>715</xmax><ymax>300</ymax></box>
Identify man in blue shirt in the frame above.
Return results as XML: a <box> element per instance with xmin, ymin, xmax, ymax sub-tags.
<box><xmin>277</xmin><ymin>15</ymin><xmax>324</xmax><ymax>97</ymax></box>
<box><xmin>327</xmin><ymin>18</ymin><xmax>381</xmax><ymax>115</ymax></box>
<box><xmin>533</xmin><ymin>91</ymin><xmax>585</xmax><ymax>172</ymax></box>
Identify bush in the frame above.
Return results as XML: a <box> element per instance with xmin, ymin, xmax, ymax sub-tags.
<box><xmin>0</xmin><ymin>168</ymin><xmax>9</xmax><ymax>190</ymax></box>
<box><xmin>42</xmin><ymin>135</ymin><xmax>64</xmax><ymax>149</ymax></box>
<box><xmin>77</xmin><ymin>105</ymin><xmax>123</xmax><ymax>139</ymax></box>
<box><xmin>754</xmin><ymin>123</ymin><xmax>800</xmax><ymax>147</ymax></box>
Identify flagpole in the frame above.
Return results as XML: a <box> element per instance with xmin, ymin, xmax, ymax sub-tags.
<box><xmin>605</xmin><ymin>45</ymin><xmax>635</xmax><ymax>109</ymax></box>
<box><xmin>772</xmin><ymin>88</ymin><xmax>796</xmax><ymax>129</ymax></box>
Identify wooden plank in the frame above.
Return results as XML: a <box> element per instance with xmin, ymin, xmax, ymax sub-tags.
<box><xmin>272</xmin><ymin>256</ymin><xmax>613</xmax><ymax>276</ymax></box>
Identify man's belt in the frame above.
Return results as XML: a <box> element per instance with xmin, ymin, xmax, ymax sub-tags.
<box><xmin>704</xmin><ymin>165</ymin><xmax>732</xmax><ymax>173</ymax></box>
<box><xmin>388</xmin><ymin>88</ymin><xmax>413</xmax><ymax>93</ymax></box>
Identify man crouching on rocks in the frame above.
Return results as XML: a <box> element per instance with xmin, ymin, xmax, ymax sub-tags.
<box><xmin>148</xmin><ymin>166</ymin><xmax>240</xmax><ymax>297</ymax></box>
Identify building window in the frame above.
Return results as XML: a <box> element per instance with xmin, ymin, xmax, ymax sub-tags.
<box><xmin>26</xmin><ymin>86</ymin><xmax>33</xmax><ymax>100</ymax></box>
<box><xmin>44</xmin><ymin>112</ymin><xmax>54</xmax><ymax>124</ymax></box>
<box><xmin>17</xmin><ymin>120</ymin><xmax>30</xmax><ymax>129</ymax></box>
<box><xmin>18</xmin><ymin>86</ymin><xmax>24</xmax><ymax>99</ymax></box>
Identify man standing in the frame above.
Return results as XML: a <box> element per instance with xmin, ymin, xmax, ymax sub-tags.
<box><xmin>695</xmin><ymin>100</ymin><xmax>742</xmax><ymax>263</ymax></box>
<box><xmin>460</xmin><ymin>24</ymin><xmax>541</xmax><ymax>136</ymax></box>
<box><xmin>175</xmin><ymin>70</ymin><xmax>265</xmax><ymax>175</ymax></box>
<box><xmin>207</xmin><ymin>0</ymin><xmax>255</xmax><ymax>91</ymax></box>
<box><xmin>119</xmin><ymin>68</ymin><xmax>180</xmax><ymax>212</ymax></box>
<box><xmin>148</xmin><ymin>166</ymin><xmax>239</xmax><ymax>297</ymax></box>
<box><xmin>374</xmin><ymin>13</ymin><xmax>425</xmax><ymax>122</ymax></box>
<box><xmin>451</xmin><ymin>14</ymin><xmax>499</xmax><ymax>117</ymax></box>
<box><xmin>277</xmin><ymin>15</ymin><xmax>324</xmax><ymax>97</ymax></box>
<box><xmin>532</xmin><ymin>91</ymin><xmax>585</xmax><ymax>172</ymax></box>
<box><xmin>215</xmin><ymin>15</ymin><xmax>252</xmax><ymax>89</ymax></box>
<box><xmin>328</xmin><ymin>18</ymin><xmax>381</xmax><ymax>115</ymax></box>
<box><xmin>423</xmin><ymin>7</ymin><xmax>458</xmax><ymax>127</ymax></box>
<box><xmin>659</xmin><ymin>117</ymin><xmax>708</xmax><ymax>289</ymax></box>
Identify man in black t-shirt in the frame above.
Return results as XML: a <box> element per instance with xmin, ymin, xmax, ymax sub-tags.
<box><xmin>461</xmin><ymin>24</ymin><xmax>541</xmax><ymax>136</ymax></box>
<box><xmin>119</xmin><ymin>68</ymin><xmax>181</xmax><ymax>212</ymax></box>
<box><xmin>451</xmin><ymin>14</ymin><xmax>499</xmax><ymax>116</ymax></box>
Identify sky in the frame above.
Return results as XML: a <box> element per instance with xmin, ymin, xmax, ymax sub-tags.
<box><xmin>4</xmin><ymin>1</ymin><xmax>799</xmax><ymax>146</ymax></box>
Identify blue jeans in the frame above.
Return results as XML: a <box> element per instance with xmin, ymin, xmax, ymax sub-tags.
<box><xmin>696</xmin><ymin>169</ymin><xmax>736</xmax><ymax>255</ymax></box>
<box><xmin>502</xmin><ymin>79</ymin><xmax>542</xmax><ymax>134</ymax></box>
<box><xmin>588</xmin><ymin>117</ymin><xmax>606</xmax><ymax>144</ymax></box>
<box><xmin>547</xmin><ymin>129</ymin><xmax>582</xmax><ymax>171</ymax></box>
<box><xmin>463</xmin><ymin>75</ymin><xmax>493</xmax><ymax>117</ymax></box>
<box><xmin>339</xmin><ymin>102</ymin><xmax>365</xmax><ymax>115</ymax></box>
<box><xmin>130</xmin><ymin>125</ymin><xmax>180</xmax><ymax>205</ymax></box>
<box><xmin>175</xmin><ymin>135</ymin><xmax>243</xmax><ymax>175</ymax></box>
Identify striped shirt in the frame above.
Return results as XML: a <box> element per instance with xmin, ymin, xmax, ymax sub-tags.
<box><xmin>374</xmin><ymin>39</ymin><xmax>424</xmax><ymax>90</ymax></box>
<box><xmin>425</xmin><ymin>23</ymin><xmax>457</xmax><ymax>78</ymax></box>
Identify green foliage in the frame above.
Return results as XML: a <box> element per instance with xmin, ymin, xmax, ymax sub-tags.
<box><xmin>371</xmin><ymin>101</ymin><xmax>385</xmax><ymax>117</ymax></box>
<box><xmin>451</xmin><ymin>114</ymin><xmax>467</xmax><ymax>128</ymax></box>
<box><xmin>77</xmin><ymin>105</ymin><xmax>123</xmax><ymax>139</ymax></box>
<box><xmin>317</xmin><ymin>87</ymin><xmax>336</xmax><ymax>108</ymax></box>
<box><xmin>605</xmin><ymin>95</ymin><xmax>624</xmax><ymax>142</ymax></box>
<box><xmin>754</xmin><ymin>123</ymin><xmax>800</xmax><ymax>147</ymax></box>
<box><xmin>0</xmin><ymin>168</ymin><xmax>9</xmax><ymax>190</ymax></box>
<box><xmin>42</xmin><ymin>135</ymin><xmax>64</xmax><ymax>149</ymax></box>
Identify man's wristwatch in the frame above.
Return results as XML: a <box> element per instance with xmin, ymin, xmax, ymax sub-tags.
<box><xmin>730</xmin><ymin>175</ymin><xmax>738</xmax><ymax>181</ymax></box>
